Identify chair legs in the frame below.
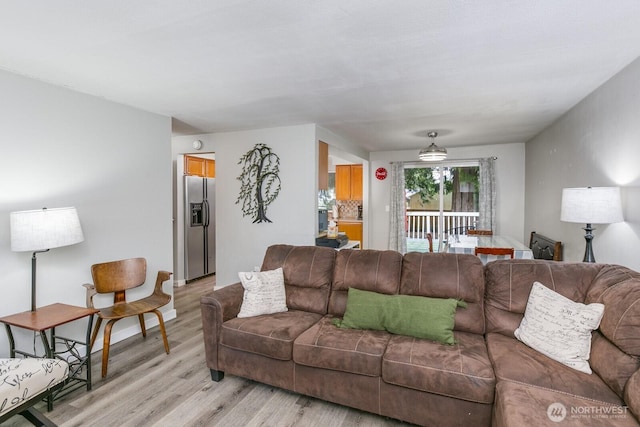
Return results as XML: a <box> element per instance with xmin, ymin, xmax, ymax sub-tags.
<box><xmin>89</xmin><ymin>316</ymin><xmax>103</xmax><ymax>350</ymax></box>
<box><xmin>92</xmin><ymin>312</ymin><xmax>170</xmax><ymax>378</ymax></box>
<box><xmin>101</xmin><ymin>319</ymin><xmax>118</xmax><ymax>378</ymax></box>
<box><xmin>89</xmin><ymin>316</ymin><xmax>116</xmax><ymax>378</ymax></box>
<box><xmin>151</xmin><ymin>309</ymin><xmax>170</xmax><ymax>354</ymax></box>
<box><xmin>138</xmin><ymin>314</ymin><xmax>147</xmax><ymax>337</ymax></box>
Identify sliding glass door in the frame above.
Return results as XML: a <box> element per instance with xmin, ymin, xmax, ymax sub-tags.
<box><xmin>405</xmin><ymin>161</ymin><xmax>480</xmax><ymax>252</ymax></box>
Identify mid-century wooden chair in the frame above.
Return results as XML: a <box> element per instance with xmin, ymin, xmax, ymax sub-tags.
<box><xmin>474</xmin><ymin>247</ymin><xmax>514</xmax><ymax>264</ymax></box>
<box><xmin>84</xmin><ymin>258</ymin><xmax>172</xmax><ymax>377</ymax></box>
<box><xmin>468</xmin><ymin>229</ymin><xmax>493</xmax><ymax>235</ymax></box>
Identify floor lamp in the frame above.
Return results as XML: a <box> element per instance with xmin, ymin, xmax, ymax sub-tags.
<box><xmin>10</xmin><ymin>207</ymin><xmax>85</xmax><ymax>312</ymax></box>
<box><xmin>560</xmin><ymin>187</ymin><xmax>623</xmax><ymax>263</ymax></box>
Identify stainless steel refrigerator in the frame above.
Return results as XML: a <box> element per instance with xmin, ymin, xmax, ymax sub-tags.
<box><xmin>184</xmin><ymin>175</ymin><xmax>215</xmax><ymax>281</ymax></box>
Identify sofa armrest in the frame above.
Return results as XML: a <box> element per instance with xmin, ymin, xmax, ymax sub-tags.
<box><xmin>200</xmin><ymin>282</ymin><xmax>244</xmax><ymax>376</ymax></box>
<box><xmin>624</xmin><ymin>367</ymin><xmax>640</xmax><ymax>421</ymax></box>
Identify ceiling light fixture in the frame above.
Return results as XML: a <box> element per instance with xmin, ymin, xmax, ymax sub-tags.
<box><xmin>418</xmin><ymin>131</ymin><xmax>447</xmax><ymax>161</ymax></box>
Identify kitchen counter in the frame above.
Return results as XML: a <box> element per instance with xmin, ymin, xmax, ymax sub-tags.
<box><xmin>333</xmin><ymin>220</ymin><xmax>363</xmax><ymax>248</ymax></box>
<box><xmin>336</xmin><ymin>240</ymin><xmax>360</xmax><ymax>250</ymax></box>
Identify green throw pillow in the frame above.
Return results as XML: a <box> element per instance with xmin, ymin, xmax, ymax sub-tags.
<box><xmin>333</xmin><ymin>287</ymin><xmax>388</xmax><ymax>331</ymax></box>
<box><xmin>333</xmin><ymin>287</ymin><xmax>467</xmax><ymax>345</ymax></box>
<box><xmin>384</xmin><ymin>294</ymin><xmax>467</xmax><ymax>344</ymax></box>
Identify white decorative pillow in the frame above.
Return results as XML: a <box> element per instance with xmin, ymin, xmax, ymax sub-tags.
<box><xmin>237</xmin><ymin>267</ymin><xmax>288</xmax><ymax>318</ymax></box>
<box><xmin>514</xmin><ymin>281</ymin><xmax>604</xmax><ymax>374</ymax></box>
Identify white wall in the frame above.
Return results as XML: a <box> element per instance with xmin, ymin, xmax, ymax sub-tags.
<box><xmin>369</xmin><ymin>143</ymin><xmax>526</xmax><ymax>250</ymax></box>
<box><xmin>525</xmin><ymin>57</ymin><xmax>640</xmax><ymax>268</ymax></box>
<box><xmin>0</xmin><ymin>69</ymin><xmax>174</xmax><ymax>357</ymax></box>
<box><xmin>172</xmin><ymin>124</ymin><xmax>318</xmax><ymax>287</ymax></box>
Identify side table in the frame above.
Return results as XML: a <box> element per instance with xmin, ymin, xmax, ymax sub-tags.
<box><xmin>0</xmin><ymin>303</ymin><xmax>99</xmax><ymax>410</ymax></box>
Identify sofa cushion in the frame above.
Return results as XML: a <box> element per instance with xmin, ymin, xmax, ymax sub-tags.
<box><xmin>400</xmin><ymin>252</ymin><xmax>485</xmax><ymax>335</ymax></box>
<box><xmin>237</xmin><ymin>268</ymin><xmax>287</xmax><ymax>318</ymax></box>
<box><xmin>293</xmin><ymin>315</ymin><xmax>390</xmax><ymax>377</ymax></box>
<box><xmin>382</xmin><ymin>332</ymin><xmax>495</xmax><ymax>404</ymax></box>
<box><xmin>494</xmin><ymin>380</ymin><xmax>636</xmax><ymax>427</ymax></box>
<box><xmin>333</xmin><ymin>287</ymin><xmax>466</xmax><ymax>345</ymax></box>
<box><xmin>261</xmin><ymin>244</ymin><xmax>336</xmax><ymax>314</ymax></box>
<box><xmin>221</xmin><ymin>310</ymin><xmax>322</xmax><ymax>360</ymax></box>
<box><xmin>328</xmin><ymin>249</ymin><xmax>403</xmax><ymax>316</ymax></box>
<box><xmin>484</xmin><ymin>260</ymin><xmax>601</xmax><ymax>336</ymax></box>
<box><xmin>514</xmin><ymin>281</ymin><xmax>604</xmax><ymax>374</ymax></box>
<box><xmin>487</xmin><ymin>332</ymin><xmax>623</xmax><ymax>405</ymax></box>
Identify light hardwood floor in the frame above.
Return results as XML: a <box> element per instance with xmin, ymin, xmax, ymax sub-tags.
<box><xmin>6</xmin><ymin>276</ymin><xmax>409</xmax><ymax>427</ymax></box>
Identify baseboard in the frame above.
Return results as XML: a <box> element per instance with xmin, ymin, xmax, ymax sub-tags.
<box><xmin>90</xmin><ymin>308</ymin><xmax>178</xmax><ymax>353</ymax></box>
<box><xmin>174</xmin><ymin>279</ymin><xmax>186</xmax><ymax>287</ymax></box>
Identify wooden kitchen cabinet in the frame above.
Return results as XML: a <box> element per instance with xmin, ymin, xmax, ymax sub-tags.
<box><xmin>205</xmin><ymin>159</ymin><xmax>216</xmax><ymax>178</ymax></box>
<box><xmin>335</xmin><ymin>164</ymin><xmax>363</xmax><ymax>200</ymax></box>
<box><xmin>319</xmin><ymin>141</ymin><xmax>328</xmax><ymax>190</ymax></box>
<box><xmin>350</xmin><ymin>164</ymin><xmax>363</xmax><ymax>199</ymax></box>
<box><xmin>337</xmin><ymin>221</ymin><xmax>363</xmax><ymax>246</ymax></box>
<box><xmin>185</xmin><ymin>155</ymin><xmax>215</xmax><ymax>178</ymax></box>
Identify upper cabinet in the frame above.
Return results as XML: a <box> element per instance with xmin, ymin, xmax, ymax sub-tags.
<box><xmin>318</xmin><ymin>141</ymin><xmax>328</xmax><ymax>191</ymax></box>
<box><xmin>335</xmin><ymin>164</ymin><xmax>363</xmax><ymax>200</ymax></box>
<box><xmin>351</xmin><ymin>164</ymin><xmax>363</xmax><ymax>199</ymax></box>
<box><xmin>185</xmin><ymin>155</ymin><xmax>215</xmax><ymax>178</ymax></box>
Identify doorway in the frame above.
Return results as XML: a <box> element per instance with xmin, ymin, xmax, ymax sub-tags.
<box><xmin>175</xmin><ymin>153</ymin><xmax>216</xmax><ymax>286</ymax></box>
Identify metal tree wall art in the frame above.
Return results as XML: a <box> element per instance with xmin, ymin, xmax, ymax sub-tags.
<box><xmin>236</xmin><ymin>143</ymin><xmax>281</xmax><ymax>223</ymax></box>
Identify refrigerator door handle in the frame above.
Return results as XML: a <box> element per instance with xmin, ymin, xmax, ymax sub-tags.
<box><xmin>203</xmin><ymin>199</ymin><xmax>210</xmax><ymax>227</ymax></box>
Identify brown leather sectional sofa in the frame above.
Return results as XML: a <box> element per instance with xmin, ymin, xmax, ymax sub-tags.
<box><xmin>200</xmin><ymin>244</ymin><xmax>640</xmax><ymax>426</ymax></box>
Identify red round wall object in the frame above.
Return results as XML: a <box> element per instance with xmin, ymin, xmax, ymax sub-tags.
<box><xmin>375</xmin><ymin>167</ymin><xmax>388</xmax><ymax>180</ymax></box>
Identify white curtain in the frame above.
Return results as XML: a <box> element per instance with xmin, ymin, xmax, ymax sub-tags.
<box><xmin>388</xmin><ymin>162</ymin><xmax>407</xmax><ymax>253</ymax></box>
<box><xmin>478</xmin><ymin>157</ymin><xmax>496</xmax><ymax>231</ymax></box>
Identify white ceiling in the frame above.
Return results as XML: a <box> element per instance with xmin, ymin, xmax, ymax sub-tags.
<box><xmin>2</xmin><ymin>1</ymin><xmax>640</xmax><ymax>152</ymax></box>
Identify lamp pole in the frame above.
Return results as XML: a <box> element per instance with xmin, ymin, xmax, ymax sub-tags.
<box><xmin>31</xmin><ymin>249</ymin><xmax>49</xmax><ymax>312</ymax></box>
<box><xmin>582</xmin><ymin>223</ymin><xmax>595</xmax><ymax>263</ymax></box>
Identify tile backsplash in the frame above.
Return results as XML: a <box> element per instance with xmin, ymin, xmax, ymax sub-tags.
<box><xmin>334</xmin><ymin>200</ymin><xmax>362</xmax><ymax>220</ymax></box>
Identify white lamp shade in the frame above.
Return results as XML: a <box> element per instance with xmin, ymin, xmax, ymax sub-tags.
<box><xmin>10</xmin><ymin>207</ymin><xmax>84</xmax><ymax>252</ymax></box>
<box><xmin>560</xmin><ymin>187</ymin><xmax>624</xmax><ymax>224</ymax></box>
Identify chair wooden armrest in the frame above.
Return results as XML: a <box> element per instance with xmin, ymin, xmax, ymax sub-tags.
<box><xmin>153</xmin><ymin>270</ymin><xmax>173</xmax><ymax>296</ymax></box>
<box><xmin>83</xmin><ymin>283</ymin><xmax>97</xmax><ymax>309</ymax></box>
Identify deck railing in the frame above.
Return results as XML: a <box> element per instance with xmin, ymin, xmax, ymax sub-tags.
<box><xmin>406</xmin><ymin>211</ymin><xmax>479</xmax><ymax>239</ymax></box>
